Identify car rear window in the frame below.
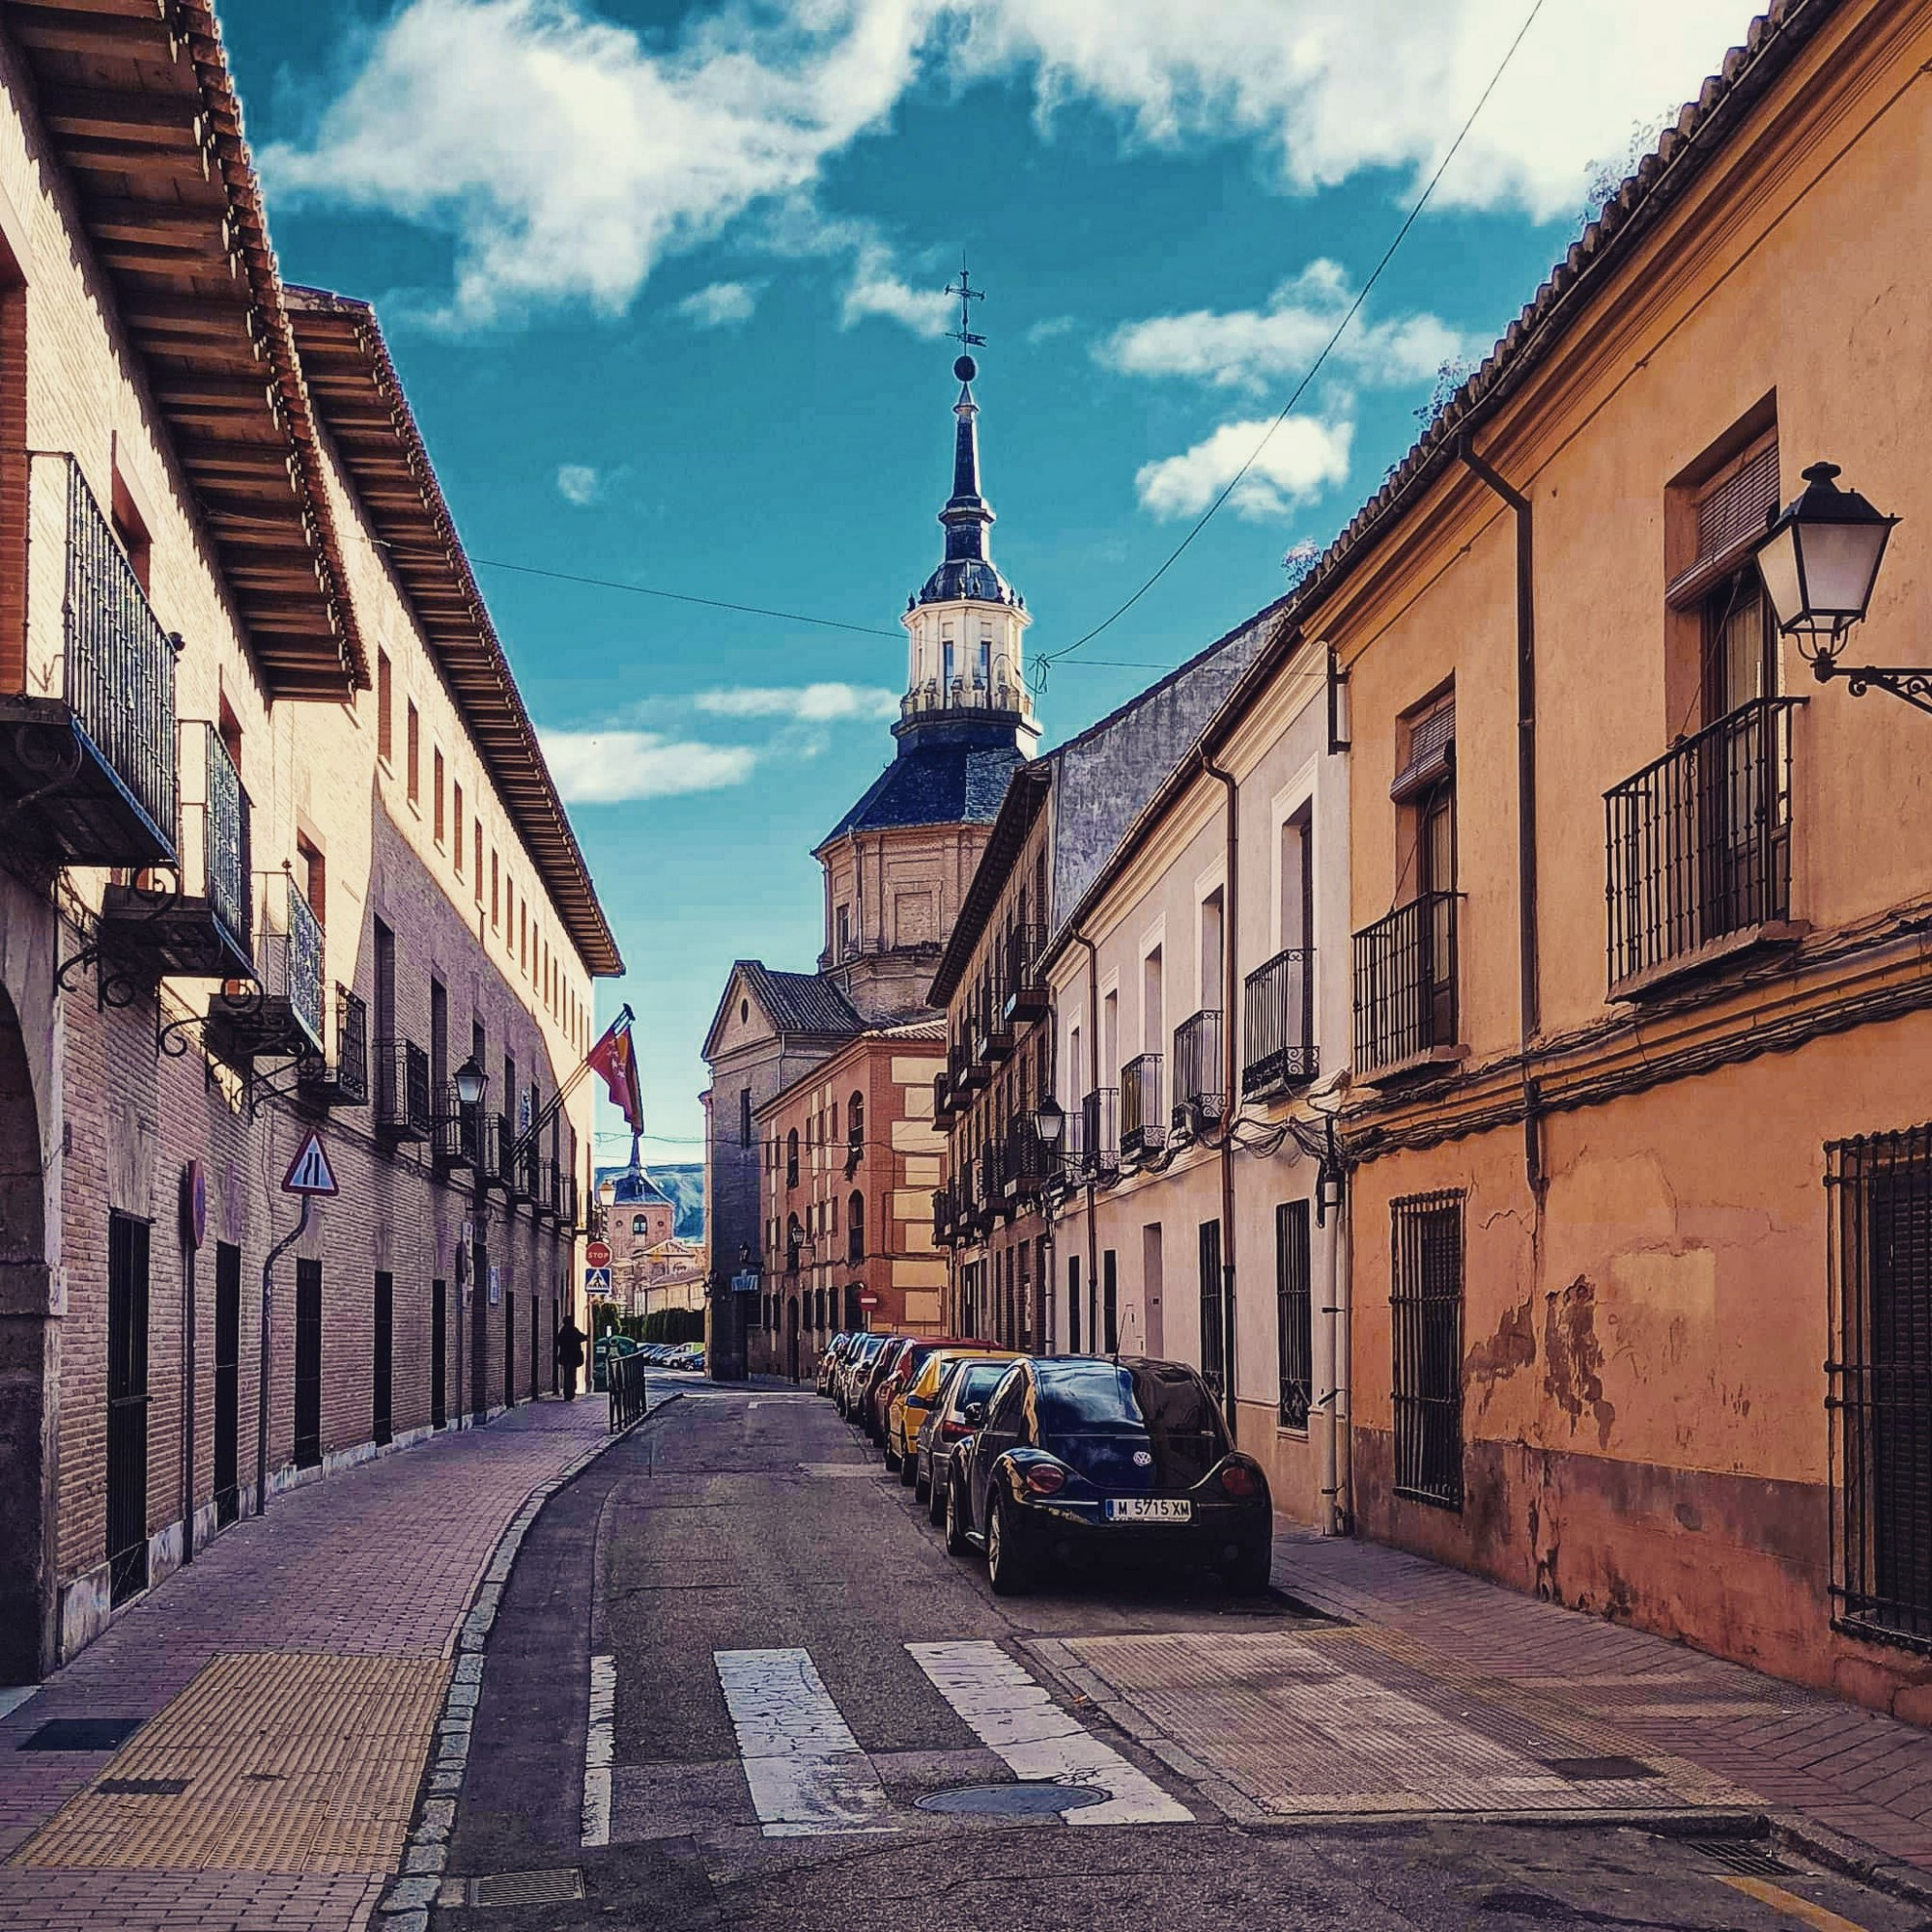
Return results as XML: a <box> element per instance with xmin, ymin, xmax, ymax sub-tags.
<box><xmin>1033</xmin><ymin>1359</ymin><xmax>1228</xmax><ymax>1488</ymax></box>
<box><xmin>950</xmin><ymin>1362</ymin><xmax>1010</xmax><ymax>1408</ymax></box>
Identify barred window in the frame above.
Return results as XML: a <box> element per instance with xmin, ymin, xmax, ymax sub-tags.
<box><xmin>1391</xmin><ymin>1190</ymin><xmax>1463</xmax><ymax>1510</ymax></box>
<box><xmin>1276</xmin><ymin>1200</ymin><xmax>1313</xmax><ymax>1429</ymax></box>
<box><xmin>1830</xmin><ymin>1127</ymin><xmax>1932</xmax><ymax>1651</ymax></box>
<box><xmin>1198</xmin><ymin>1219</ymin><xmax>1225</xmax><ymax>1399</ymax></box>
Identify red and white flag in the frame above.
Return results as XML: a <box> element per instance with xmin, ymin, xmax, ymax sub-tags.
<box><xmin>585</xmin><ymin>1010</ymin><xmax>644</xmax><ymax>1134</ymax></box>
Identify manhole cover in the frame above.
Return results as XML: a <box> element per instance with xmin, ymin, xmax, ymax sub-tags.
<box><xmin>18</xmin><ymin>1718</ymin><xmax>144</xmax><ymax>1751</ymax></box>
<box><xmin>96</xmin><ymin>1777</ymin><xmax>189</xmax><ymax>1797</ymax></box>
<box><xmin>1542</xmin><ymin>1754</ymin><xmax>1658</xmax><ymax>1781</ymax></box>
<box><xmin>469</xmin><ymin>1867</ymin><xmax>586</xmax><ymax>1907</ymax></box>
<box><xmin>916</xmin><ymin>1782</ymin><xmax>1107</xmax><ymax>1817</ymax></box>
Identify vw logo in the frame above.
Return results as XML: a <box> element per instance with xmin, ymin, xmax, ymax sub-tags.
<box><xmin>1132</xmin><ymin>1450</ymin><xmax>1153</xmax><ymax>1466</ymax></box>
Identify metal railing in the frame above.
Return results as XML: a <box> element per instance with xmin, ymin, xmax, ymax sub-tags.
<box><xmin>1605</xmin><ymin>696</ymin><xmax>1798</xmax><ymax>989</ymax></box>
<box><xmin>609</xmin><ymin>1350</ymin><xmax>648</xmax><ymax>1431</ymax></box>
<box><xmin>978</xmin><ymin>1139</ymin><xmax>1005</xmax><ymax>1211</ymax></box>
<box><xmin>1242</xmin><ymin>947</ymin><xmax>1317</xmax><ymax>1095</ymax></box>
<box><xmin>257</xmin><ymin>871</ymin><xmax>324</xmax><ymax>1047</ymax></box>
<box><xmin>900</xmin><ymin>674</ymin><xmax>1035</xmax><ymax>724</ymax></box>
<box><xmin>1173</xmin><ymin>1010</ymin><xmax>1224</xmax><ymax>1126</ymax></box>
<box><xmin>1004</xmin><ymin>922</ymin><xmax>1049</xmax><ymax>1019</ymax></box>
<box><xmin>973</xmin><ymin>968</ymin><xmax>1011</xmax><ymax>1061</ymax></box>
<box><xmin>485</xmin><ymin>1113</ymin><xmax>515</xmax><ymax>1190</ymax></box>
<box><xmin>195</xmin><ymin>722</ymin><xmax>251</xmax><ymax>956</ymax></box>
<box><xmin>376</xmin><ymin>1038</ymin><xmax>432</xmax><ymax>1136</ymax></box>
<box><xmin>61</xmin><ymin>457</ymin><xmax>178</xmax><ymax>846</ymax></box>
<box><xmin>560</xmin><ymin>1171</ymin><xmax>580</xmax><ymax>1229</ymax></box>
<box><xmin>432</xmin><ymin>1083</ymin><xmax>481</xmax><ymax>1170</ymax></box>
<box><xmin>1081</xmin><ymin>1087</ymin><xmax>1119</xmax><ymax>1179</ymax></box>
<box><xmin>933</xmin><ymin>1070</ymin><xmax>953</xmax><ymax>1127</ymax></box>
<box><xmin>300</xmin><ymin>985</ymin><xmax>368</xmax><ymax>1104</ymax></box>
<box><xmin>931</xmin><ymin>1186</ymin><xmax>952</xmax><ymax>1243</ymax></box>
<box><xmin>1352</xmin><ymin>892</ymin><xmax>1458</xmax><ymax>1074</ymax></box>
<box><xmin>1121</xmin><ymin>1053</ymin><xmax>1166</xmax><ymax>1159</ymax></box>
<box><xmin>1005</xmin><ymin>1114</ymin><xmax>1045</xmax><ymax>1199</ymax></box>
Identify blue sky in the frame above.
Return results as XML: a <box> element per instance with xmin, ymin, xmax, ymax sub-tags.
<box><xmin>223</xmin><ymin>0</ymin><xmax>1753</xmax><ymax>1163</ymax></box>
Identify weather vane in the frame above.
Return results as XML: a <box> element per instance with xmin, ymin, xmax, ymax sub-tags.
<box><xmin>944</xmin><ymin>253</ymin><xmax>985</xmax><ymax>352</ymax></box>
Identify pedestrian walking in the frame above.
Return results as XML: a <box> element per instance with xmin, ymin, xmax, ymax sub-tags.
<box><xmin>554</xmin><ymin>1313</ymin><xmax>587</xmax><ymax>1400</ymax></box>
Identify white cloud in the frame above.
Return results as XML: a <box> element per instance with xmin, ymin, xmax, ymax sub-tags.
<box><xmin>265</xmin><ymin>0</ymin><xmax>1752</xmax><ymax>328</ymax></box>
<box><xmin>555</xmin><ymin>462</ymin><xmax>600</xmax><ymax>504</ymax></box>
<box><xmin>540</xmin><ymin>727</ymin><xmax>756</xmax><ymax>802</ymax></box>
<box><xmin>1101</xmin><ymin>259</ymin><xmax>1466</xmax><ymax>393</ymax></box>
<box><xmin>1135</xmin><ymin>414</ymin><xmax>1352</xmax><ymax>522</ymax></box>
<box><xmin>694</xmin><ymin>682</ymin><xmax>900</xmax><ymax>722</ymax></box>
<box><xmin>677</xmin><ymin>280</ymin><xmax>760</xmax><ymax>327</ymax></box>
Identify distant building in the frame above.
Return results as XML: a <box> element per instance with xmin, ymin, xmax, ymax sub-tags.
<box><xmin>701</xmin><ymin>347</ymin><xmax>1035</xmax><ymax>1374</ymax></box>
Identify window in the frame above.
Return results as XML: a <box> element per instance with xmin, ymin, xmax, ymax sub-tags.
<box><xmin>1067</xmin><ymin>1254</ymin><xmax>1081</xmax><ymax>1354</ymax></box>
<box><xmin>1276</xmin><ymin>1200</ymin><xmax>1312</xmax><ymax>1429</ymax></box>
<box><xmin>848</xmin><ymin>1090</ymin><xmax>864</xmax><ymax>1153</ymax></box>
<box><xmin>836</xmin><ymin>904</ymin><xmax>850</xmax><ymax>959</ymax></box>
<box><xmin>785</xmin><ymin>1129</ymin><xmax>799</xmax><ymax>1189</ymax></box>
<box><xmin>848</xmin><ymin>1190</ymin><xmax>864</xmax><ymax>1265</ymax></box>
<box><xmin>434</xmin><ymin>749</ymin><xmax>445</xmax><ymax>843</ymax></box>
<box><xmin>406</xmin><ymin>700</ymin><xmax>420</xmax><ymax>805</ymax></box>
<box><xmin>373</xmin><ymin>917</ymin><xmax>395</xmax><ymax>1042</ymax></box>
<box><xmin>633</xmin><ymin>1215</ymin><xmax>648</xmax><ymax>1236</ymax></box>
<box><xmin>1199</xmin><ymin>890</ymin><xmax>1224</xmax><ymax>1013</ymax></box>
<box><xmin>1101</xmin><ymin>1248</ymin><xmax>1118</xmax><ymax>1354</ymax></box>
<box><xmin>474</xmin><ymin>823</ymin><xmax>484</xmax><ymax>903</ymax></box>
<box><xmin>110</xmin><ymin>464</ymin><xmax>152</xmax><ymax>592</ymax></box>
<box><xmin>296</xmin><ymin>833</ymin><xmax>327</xmax><ymax>929</ymax></box>
<box><xmin>377</xmin><ymin>651</ymin><xmax>393</xmax><ymax>764</ymax></box>
<box><xmin>1829</xmin><ymin>1125</ymin><xmax>1932</xmax><ymax>1650</ymax></box>
<box><xmin>1391</xmin><ymin>1190</ymin><xmax>1464</xmax><ymax>1510</ymax></box>
<box><xmin>491</xmin><ymin>848</ymin><xmax>499</xmax><ymax>928</ymax></box>
<box><xmin>1198</xmin><ymin>1220</ymin><xmax>1224</xmax><ymax>1398</ymax></box>
<box><xmin>453</xmin><ymin>782</ymin><xmax>465</xmax><ymax>872</ymax></box>
<box><xmin>740</xmin><ymin>1088</ymin><xmax>753</xmax><ymax>1148</ymax></box>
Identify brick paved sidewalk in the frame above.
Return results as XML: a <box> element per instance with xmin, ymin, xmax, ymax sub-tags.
<box><xmin>1274</xmin><ymin>1525</ymin><xmax>1932</xmax><ymax>1882</ymax></box>
<box><xmin>0</xmin><ymin>1398</ymin><xmax>618</xmax><ymax>1932</ymax></box>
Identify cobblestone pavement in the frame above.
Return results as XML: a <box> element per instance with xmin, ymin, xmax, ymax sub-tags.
<box><xmin>1273</xmin><ymin>1526</ymin><xmax>1932</xmax><ymax>1883</ymax></box>
<box><xmin>0</xmin><ymin>1398</ymin><xmax>619</xmax><ymax>1932</ymax></box>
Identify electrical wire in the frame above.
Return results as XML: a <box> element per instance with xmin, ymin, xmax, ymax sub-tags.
<box><xmin>1029</xmin><ymin>0</ymin><xmax>1552</xmax><ymax>692</ymax></box>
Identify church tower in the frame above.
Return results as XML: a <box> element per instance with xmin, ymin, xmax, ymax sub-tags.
<box><xmin>814</xmin><ymin>334</ymin><xmax>1036</xmax><ymax>1022</ymax></box>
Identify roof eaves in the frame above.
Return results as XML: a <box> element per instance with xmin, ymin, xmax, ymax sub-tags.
<box><xmin>929</xmin><ymin>762</ymin><xmax>1052</xmax><ymax>1008</ymax></box>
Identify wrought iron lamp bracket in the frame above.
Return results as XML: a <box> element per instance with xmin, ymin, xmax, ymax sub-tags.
<box><xmin>1813</xmin><ymin>651</ymin><xmax>1932</xmax><ymax>717</ymax></box>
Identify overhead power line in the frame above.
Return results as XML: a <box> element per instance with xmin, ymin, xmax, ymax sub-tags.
<box><xmin>1031</xmin><ymin>0</ymin><xmax>1551</xmax><ymax>689</ymax></box>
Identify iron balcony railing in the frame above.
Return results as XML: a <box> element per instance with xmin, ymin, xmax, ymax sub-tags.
<box><xmin>199</xmin><ymin>721</ymin><xmax>251</xmax><ymax>958</ymax></box>
<box><xmin>1003</xmin><ymin>922</ymin><xmax>1049</xmax><ymax>1021</ymax></box>
<box><xmin>1353</xmin><ymin>891</ymin><xmax>1459</xmax><ymax>1074</ymax></box>
<box><xmin>1081</xmin><ymin>1087</ymin><xmax>1119</xmax><ymax>1180</ymax></box>
<box><xmin>1050</xmin><ymin>1096</ymin><xmax>1085</xmax><ymax>1183</ymax></box>
<box><xmin>257</xmin><ymin>871</ymin><xmax>324</xmax><ymax>1049</ymax></box>
<box><xmin>931</xmin><ymin>1186</ymin><xmax>952</xmax><ymax>1244</ymax></box>
<box><xmin>485</xmin><ymin>1114</ymin><xmax>516</xmax><ymax>1192</ymax></box>
<box><xmin>933</xmin><ymin>1070</ymin><xmax>954</xmax><ymax>1128</ymax></box>
<box><xmin>1605</xmin><ymin>696</ymin><xmax>1799</xmax><ymax>990</ymax></box>
<box><xmin>1243</xmin><ymin>946</ymin><xmax>1317</xmax><ymax>1095</ymax></box>
<box><xmin>514</xmin><ymin>1135</ymin><xmax>541</xmax><ymax>1203</ymax></box>
<box><xmin>1121</xmin><ymin>1053</ymin><xmax>1166</xmax><ymax>1159</ymax></box>
<box><xmin>1004</xmin><ymin>1114</ymin><xmax>1045</xmax><ymax>1200</ymax></box>
<box><xmin>978</xmin><ymin>1139</ymin><xmax>1005</xmax><ymax>1212</ymax></box>
<box><xmin>1173</xmin><ymin>1010</ymin><xmax>1225</xmax><ymax>1127</ymax></box>
<box><xmin>432</xmin><ymin>1083</ymin><xmax>482</xmax><ymax>1171</ymax></box>
<box><xmin>60</xmin><ymin>457</ymin><xmax>179</xmax><ymax>852</ymax></box>
<box><xmin>900</xmin><ymin>673</ymin><xmax>1035</xmax><ymax>726</ymax></box>
<box><xmin>375</xmin><ymin>1038</ymin><xmax>432</xmax><ymax>1138</ymax></box>
<box><xmin>299</xmin><ymin>985</ymin><xmax>368</xmax><ymax>1105</ymax></box>
<box><xmin>974</xmin><ymin>969</ymin><xmax>1012</xmax><ymax>1063</ymax></box>
<box><xmin>560</xmin><ymin>1170</ymin><xmax>581</xmax><ymax>1229</ymax></box>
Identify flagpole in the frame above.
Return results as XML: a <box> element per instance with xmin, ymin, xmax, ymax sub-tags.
<box><xmin>507</xmin><ymin>1004</ymin><xmax>638</xmax><ymax>1173</ymax></box>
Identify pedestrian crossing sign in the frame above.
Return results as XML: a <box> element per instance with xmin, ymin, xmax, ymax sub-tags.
<box><xmin>280</xmin><ymin>1130</ymin><xmax>338</xmax><ymax>1197</ymax></box>
<box><xmin>584</xmin><ymin>1265</ymin><xmax>612</xmax><ymax>1295</ymax></box>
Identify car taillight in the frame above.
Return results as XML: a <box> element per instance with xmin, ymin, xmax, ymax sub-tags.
<box><xmin>1219</xmin><ymin>1461</ymin><xmax>1261</xmax><ymax>1499</ymax></box>
<box><xmin>1024</xmin><ymin>1463</ymin><xmax>1066</xmax><ymax>1496</ymax></box>
<box><xmin>941</xmin><ymin>1418</ymin><xmax>969</xmax><ymax>1440</ymax></box>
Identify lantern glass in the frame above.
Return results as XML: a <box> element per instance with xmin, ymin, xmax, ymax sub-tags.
<box><xmin>453</xmin><ymin>1055</ymin><xmax>487</xmax><ymax>1106</ymax></box>
<box><xmin>1758</xmin><ymin>461</ymin><xmax>1897</xmax><ymax>643</ymax></box>
<box><xmin>1033</xmin><ymin>1096</ymin><xmax>1065</xmax><ymax>1148</ymax></box>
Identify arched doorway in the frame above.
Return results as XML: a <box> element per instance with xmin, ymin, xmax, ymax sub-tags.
<box><xmin>0</xmin><ymin>984</ymin><xmax>50</xmax><ymax>1681</ymax></box>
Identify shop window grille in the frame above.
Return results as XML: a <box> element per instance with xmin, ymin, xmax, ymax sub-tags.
<box><xmin>1276</xmin><ymin>1200</ymin><xmax>1313</xmax><ymax>1430</ymax></box>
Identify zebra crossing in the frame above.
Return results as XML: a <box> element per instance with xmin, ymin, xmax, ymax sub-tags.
<box><xmin>587</xmin><ymin>1638</ymin><xmax>1193</xmax><ymax>1843</ymax></box>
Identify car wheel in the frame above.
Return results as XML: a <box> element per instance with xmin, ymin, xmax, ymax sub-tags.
<box><xmin>897</xmin><ymin>1440</ymin><xmax>918</xmax><ymax>1487</ymax></box>
<box><xmin>913</xmin><ymin>1462</ymin><xmax>930</xmax><ymax>1504</ymax></box>
<box><xmin>883</xmin><ymin>1436</ymin><xmax>899</xmax><ymax>1471</ymax></box>
<box><xmin>943</xmin><ymin>1475</ymin><xmax>972</xmax><ymax>1557</ymax></box>
<box><xmin>986</xmin><ymin>1495</ymin><xmax>1033</xmax><ymax>1597</ymax></box>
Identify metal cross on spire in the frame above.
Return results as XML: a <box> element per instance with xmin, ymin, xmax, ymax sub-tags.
<box><xmin>944</xmin><ymin>254</ymin><xmax>985</xmax><ymax>351</ymax></box>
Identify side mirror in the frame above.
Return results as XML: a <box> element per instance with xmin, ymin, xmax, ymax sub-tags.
<box><xmin>963</xmin><ymin>1401</ymin><xmax>987</xmax><ymax>1426</ymax></box>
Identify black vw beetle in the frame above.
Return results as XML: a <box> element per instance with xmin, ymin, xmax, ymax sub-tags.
<box><xmin>942</xmin><ymin>1355</ymin><xmax>1272</xmax><ymax>1595</ymax></box>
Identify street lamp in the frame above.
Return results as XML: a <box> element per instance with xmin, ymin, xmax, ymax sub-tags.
<box><xmin>1757</xmin><ymin>462</ymin><xmax>1921</xmax><ymax>712</ymax></box>
<box><xmin>453</xmin><ymin>1055</ymin><xmax>488</xmax><ymax>1106</ymax></box>
<box><xmin>1033</xmin><ymin>1095</ymin><xmax>1065</xmax><ymax>1150</ymax></box>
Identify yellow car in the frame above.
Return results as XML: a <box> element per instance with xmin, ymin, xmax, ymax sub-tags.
<box><xmin>888</xmin><ymin>1348</ymin><xmax>1021</xmax><ymax>1486</ymax></box>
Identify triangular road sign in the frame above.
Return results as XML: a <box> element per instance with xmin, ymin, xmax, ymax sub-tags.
<box><xmin>281</xmin><ymin>1130</ymin><xmax>339</xmax><ymax>1197</ymax></box>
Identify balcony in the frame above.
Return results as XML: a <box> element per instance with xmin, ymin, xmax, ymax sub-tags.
<box><xmin>484</xmin><ymin>1114</ymin><xmax>516</xmax><ymax>1194</ymax></box>
<box><xmin>207</xmin><ymin>871</ymin><xmax>323</xmax><ymax>1062</ymax></box>
<box><xmin>954</xmin><ymin>1028</ymin><xmax>989</xmax><ymax>1094</ymax></box>
<box><xmin>1081</xmin><ymin>1088</ymin><xmax>1120</xmax><ymax>1182</ymax></box>
<box><xmin>1242</xmin><ymin>947</ymin><xmax>1317</xmax><ymax>1096</ymax></box>
<box><xmin>432</xmin><ymin>1084</ymin><xmax>482</xmax><ymax>1174</ymax></box>
<box><xmin>1172</xmin><ymin>1010</ymin><xmax>1225</xmax><ymax>1130</ymax></box>
<box><xmin>1605</xmin><ymin>697</ymin><xmax>1802</xmax><ymax>998</ymax></box>
<box><xmin>514</xmin><ymin>1137</ymin><xmax>541</xmax><ymax>1205</ymax></box>
<box><xmin>1003</xmin><ymin>923</ymin><xmax>1049</xmax><ymax>1023</ymax></box>
<box><xmin>98</xmin><ymin>722</ymin><xmax>251</xmax><ymax>984</ymax></box>
<box><xmin>559</xmin><ymin>1170</ymin><xmax>581</xmax><ymax>1230</ymax></box>
<box><xmin>0</xmin><ymin>458</ymin><xmax>177</xmax><ymax>867</ymax></box>
<box><xmin>534</xmin><ymin>1158</ymin><xmax>560</xmax><ymax>1221</ymax></box>
<box><xmin>1004</xmin><ymin>1115</ymin><xmax>1044</xmax><ymax>1203</ymax></box>
<box><xmin>978</xmin><ymin>1140</ymin><xmax>1006</xmax><ymax>1216</ymax></box>
<box><xmin>900</xmin><ymin>672</ymin><xmax>1035</xmax><ymax>729</ymax></box>
<box><xmin>374</xmin><ymin>1037</ymin><xmax>432</xmax><ymax>1140</ymax></box>
<box><xmin>931</xmin><ymin>1186</ymin><xmax>952</xmax><ymax>1245</ymax></box>
<box><xmin>1352</xmin><ymin>892</ymin><xmax>1461</xmax><ymax>1079</ymax></box>
<box><xmin>932</xmin><ymin>1070</ymin><xmax>954</xmax><ymax>1130</ymax></box>
<box><xmin>1121</xmin><ymin>1053</ymin><xmax>1166</xmax><ymax>1160</ymax></box>
<box><xmin>974</xmin><ymin>973</ymin><xmax>1013</xmax><ymax>1065</ymax></box>
<box><xmin>298</xmin><ymin>986</ymin><xmax>369</xmax><ymax>1107</ymax></box>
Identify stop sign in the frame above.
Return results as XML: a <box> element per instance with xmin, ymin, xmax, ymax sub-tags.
<box><xmin>584</xmin><ymin>1239</ymin><xmax>611</xmax><ymax>1267</ymax></box>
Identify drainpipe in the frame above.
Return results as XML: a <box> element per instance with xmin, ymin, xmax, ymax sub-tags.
<box><xmin>1073</xmin><ymin>928</ymin><xmax>1100</xmax><ymax>1359</ymax></box>
<box><xmin>1203</xmin><ymin>752</ymin><xmax>1240</xmax><ymax>1447</ymax></box>
<box><xmin>1316</xmin><ymin>1116</ymin><xmax>1352</xmax><ymax>1536</ymax></box>
<box><xmin>1457</xmin><ymin>438</ymin><xmax>1543</xmax><ymax>1197</ymax></box>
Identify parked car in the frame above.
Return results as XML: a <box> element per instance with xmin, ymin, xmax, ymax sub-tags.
<box><xmin>853</xmin><ymin>1335</ymin><xmax>916</xmax><ymax>1439</ymax></box>
<box><xmin>871</xmin><ymin>1337</ymin><xmax>977</xmax><ymax>1462</ymax></box>
<box><xmin>918</xmin><ymin>1356</ymin><xmax>1023</xmax><ymax>1519</ymax></box>
<box><xmin>814</xmin><ymin>1331</ymin><xmax>849</xmax><ymax>1395</ymax></box>
<box><xmin>887</xmin><ymin>1347</ymin><xmax>1020</xmax><ymax>1479</ymax></box>
<box><xmin>592</xmin><ymin>1332</ymin><xmax>639</xmax><ymax>1392</ymax></box>
<box><xmin>834</xmin><ymin>1332</ymin><xmax>889</xmax><ymax>1417</ymax></box>
<box><xmin>942</xmin><ymin>1356</ymin><xmax>1273</xmax><ymax>1596</ymax></box>
<box><xmin>667</xmin><ymin>1341</ymin><xmax>705</xmax><ymax>1372</ymax></box>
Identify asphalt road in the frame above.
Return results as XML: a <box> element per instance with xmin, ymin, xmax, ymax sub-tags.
<box><xmin>431</xmin><ymin>1379</ymin><xmax>1930</xmax><ymax>1932</ymax></box>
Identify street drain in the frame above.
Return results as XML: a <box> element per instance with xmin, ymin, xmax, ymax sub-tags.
<box><xmin>1683</xmin><ymin>1838</ymin><xmax>1791</xmax><ymax>1876</ymax></box>
<box><xmin>1542</xmin><ymin>1754</ymin><xmax>1658</xmax><ymax>1781</ymax></box>
<box><xmin>469</xmin><ymin>1867</ymin><xmax>586</xmax><ymax>1907</ymax></box>
<box><xmin>97</xmin><ymin>1777</ymin><xmax>189</xmax><ymax>1797</ymax></box>
<box><xmin>916</xmin><ymin>1783</ymin><xmax>1107</xmax><ymax>1817</ymax></box>
<box><xmin>18</xmin><ymin>1718</ymin><xmax>144</xmax><ymax>1752</ymax></box>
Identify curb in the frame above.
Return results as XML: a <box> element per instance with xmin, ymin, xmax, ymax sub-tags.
<box><xmin>373</xmin><ymin>1390</ymin><xmax>685</xmax><ymax>1931</ymax></box>
<box><xmin>1768</xmin><ymin>1813</ymin><xmax>1932</xmax><ymax>1912</ymax></box>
